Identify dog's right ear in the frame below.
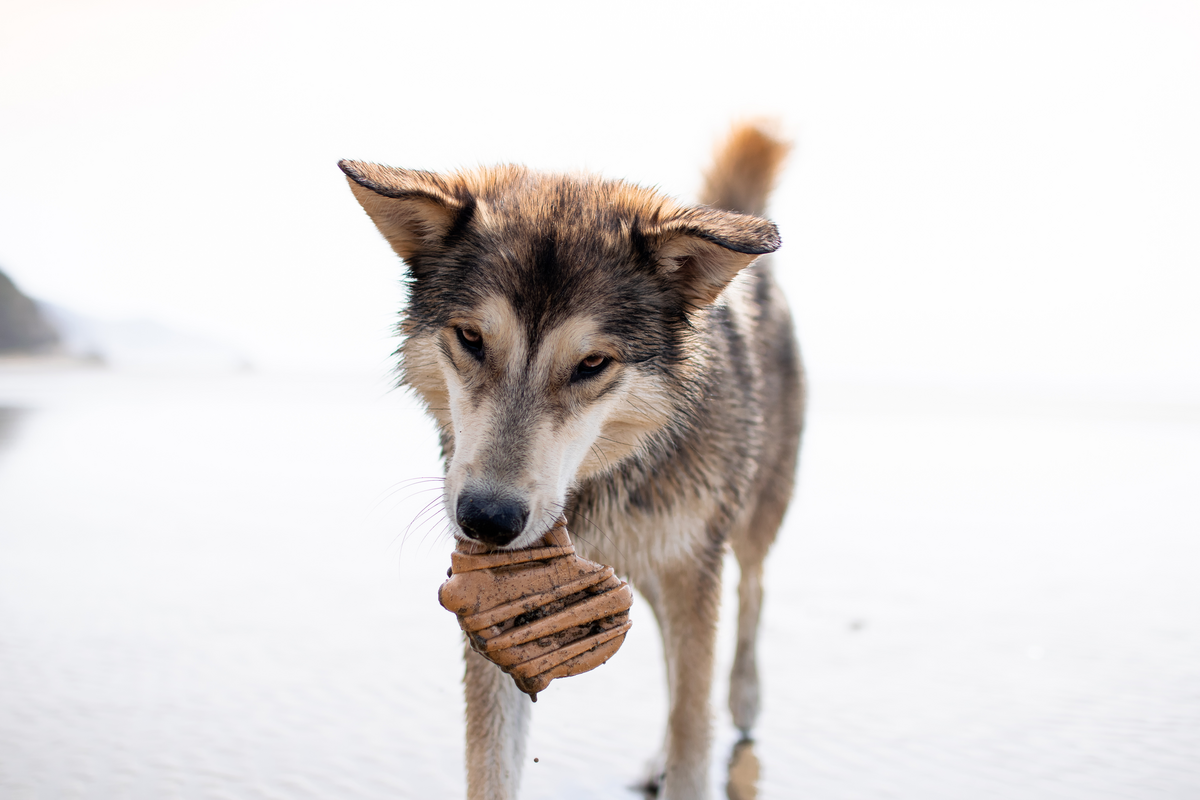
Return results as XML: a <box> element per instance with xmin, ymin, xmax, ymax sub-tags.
<box><xmin>339</xmin><ymin>161</ymin><xmax>468</xmax><ymax>261</ymax></box>
<box><xmin>645</xmin><ymin>208</ymin><xmax>781</xmax><ymax>309</ymax></box>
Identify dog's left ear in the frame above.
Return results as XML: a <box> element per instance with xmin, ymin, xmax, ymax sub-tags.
<box><xmin>648</xmin><ymin>208</ymin><xmax>780</xmax><ymax>308</ymax></box>
<box><xmin>339</xmin><ymin>160</ymin><xmax>468</xmax><ymax>262</ymax></box>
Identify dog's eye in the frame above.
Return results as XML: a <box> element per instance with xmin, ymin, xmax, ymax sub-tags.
<box><xmin>572</xmin><ymin>354</ymin><xmax>611</xmax><ymax>381</ymax></box>
<box><xmin>456</xmin><ymin>327</ymin><xmax>484</xmax><ymax>359</ymax></box>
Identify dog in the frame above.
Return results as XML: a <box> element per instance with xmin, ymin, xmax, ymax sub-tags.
<box><xmin>340</xmin><ymin>122</ymin><xmax>804</xmax><ymax>800</ymax></box>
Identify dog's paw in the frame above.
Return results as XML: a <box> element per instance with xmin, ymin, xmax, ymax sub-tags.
<box><xmin>631</xmin><ymin>753</ymin><xmax>666</xmax><ymax>798</ymax></box>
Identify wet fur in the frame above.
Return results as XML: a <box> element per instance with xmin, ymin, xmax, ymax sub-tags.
<box><xmin>341</xmin><ymin>124</ymin><xmax>804</xmax><ymax>800</ymax></box>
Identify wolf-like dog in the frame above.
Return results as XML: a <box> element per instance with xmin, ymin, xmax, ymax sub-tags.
<box><xmin>340</xmin><ymin>123</ymin><xmax>804</xmax><ymax>800</ymax></box>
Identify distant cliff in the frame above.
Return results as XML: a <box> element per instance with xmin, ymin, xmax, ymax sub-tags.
<box><xmin>2</xmin><ymin>268</ymin><xmax>249</xmax><ymax>370</ymax></box>
<box><xmin>0</xmin><ymin>268</ymin><xmax>59</xmax><ymax>354</ymax></box>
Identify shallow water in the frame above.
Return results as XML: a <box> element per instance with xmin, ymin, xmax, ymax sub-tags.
<box><xmin>1</xmin><ymin>367</ymin><xmax>1197</xmax><ymax>799</ymax></box>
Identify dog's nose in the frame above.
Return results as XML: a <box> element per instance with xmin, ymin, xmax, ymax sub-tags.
<box><xmin>456</xmin><ymin>493</ymin><xmax>529</xmax><ymax>547</ymax></box>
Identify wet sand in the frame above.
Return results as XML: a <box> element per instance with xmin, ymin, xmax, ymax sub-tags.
<box><xmin>1</xmin><ymin>368</ymin><xmax>1197</xmax><ymax>798</ymax></box>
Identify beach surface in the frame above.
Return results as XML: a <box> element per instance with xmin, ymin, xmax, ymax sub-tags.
<box><xmin>1</xmin><ymin>366</ymin><xmax>1197</xmax><ymax>799</ymax></box>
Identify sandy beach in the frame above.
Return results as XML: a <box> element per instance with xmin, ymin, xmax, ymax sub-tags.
<box><xmin>1</xmin><ymin>366</ymin><xmax>1197</xmax><ymax>799</ymax></box>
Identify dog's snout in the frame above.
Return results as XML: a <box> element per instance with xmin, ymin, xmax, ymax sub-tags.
<box><xmin>456</xmin><ymin>492</ymin><xmax>529</xmax><ymax>547</ymax></box>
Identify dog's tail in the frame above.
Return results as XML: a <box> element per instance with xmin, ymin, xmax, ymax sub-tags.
<box><xmin>699</xmin><ymin>121</ymin><xmax>790</xmax><ymax>218</ymax></box>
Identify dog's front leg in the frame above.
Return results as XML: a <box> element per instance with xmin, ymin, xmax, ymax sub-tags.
<box><xmin>463</xmin><ymin>642</ymin><xmax>530</xmax><ymax>800</ymax></box>
<box><xmin>655</xmin><ymin>557</ymin><xmax>723</xmax><ymax>800</ymax></box>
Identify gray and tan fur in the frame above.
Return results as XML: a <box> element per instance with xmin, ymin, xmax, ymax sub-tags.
<box><xmin>340</xmin><ymin>123</ymin><xmax>804</xmax><ymax>800</ymax></box>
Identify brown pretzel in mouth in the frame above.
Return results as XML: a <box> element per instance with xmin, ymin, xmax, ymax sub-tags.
<box><xmin>438</xmin><ymin>520</ymin><xmax>634</xmax><ymax>701</ymax></box>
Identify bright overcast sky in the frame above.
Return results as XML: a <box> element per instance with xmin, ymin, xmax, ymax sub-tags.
<box><xmin>2</xmin><ymin>0</ymin><xmax>1197</xmax><ymax>389</ymax></box>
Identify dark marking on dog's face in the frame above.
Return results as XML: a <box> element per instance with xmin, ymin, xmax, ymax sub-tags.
<box><xmin>340</xmin><ymin>161</ymin><xmax>780</xmax><ymax>548</ymax></box>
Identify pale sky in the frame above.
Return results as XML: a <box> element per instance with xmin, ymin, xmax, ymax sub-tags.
<box><xmin>2</xmin><ymin>0</ymin><xmax>1198</xmax><ymax>390</ymax></box>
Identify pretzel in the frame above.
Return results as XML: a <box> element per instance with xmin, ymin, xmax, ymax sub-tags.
<box><xmin>438</xmin><ymin>520</ymin><xmax>633</xmax><ymax>701</ymax></box>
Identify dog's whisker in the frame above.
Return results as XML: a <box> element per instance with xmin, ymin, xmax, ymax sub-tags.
<box><xmin>566</xmin><ymin>507</ymin><xmax>628</xmax><ymax>564</ymax></box>
<box><xmin>593</xmin><ymin>435</ymin><xmax>629</xmax><ymax>445</ymax></box>
<box><xmin>371</xmin><ymin>476</ymin><xmax>446</xmax><ymax>516</ymax></box>
<box><xmin>418</xmin><ymin>518</ymin><xmax>455</xmax><ymax>556</ymax></box>
<box><xmin>540</xmin><ymin>498</ymin><xmax>627</xmax><ymax>565</ymax></box>
<box><xmin>621</xmin><ymin>398</ymin><xmax>661</xmax><ymax>422</ymax></box>
<box><xmin>405</xmin><ymin>502</ymin><xmax>446</xmax><ymax>543</ymax></box>
<box><xmin>412</xmin><ymin>515</ymin><xmax>453</xmax><ymax>559</ymax></box>
<box><xmin>393</xmin><ymin>475</ymin><xmax>448</xmax><ymax>488</ymax></box>
<box><xmin>382</xmin><ymin>483</ymin><xmax>446</xmax><ymax>511</ymax></box>
<box><xmin>590</xmin><ymin>442</ymin><xmax>613</xmax><ymax>475</ymax></box>
<box><xmin>398</xmin><ymin>495</ymin><xmax>451</xmax><ymax>554</ymax></box>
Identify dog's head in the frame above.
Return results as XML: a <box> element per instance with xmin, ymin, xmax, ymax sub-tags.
<box><xmin>341</xmin><ymin>160</ymin><xmax>779</xmax><ymax>549</ymax></box>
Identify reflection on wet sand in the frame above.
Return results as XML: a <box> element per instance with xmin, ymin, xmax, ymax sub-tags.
<box><xmin>726</xmin><ymin>738</ymin><xmax>760</xmax><ymax>800</ymax></box>
<box><xmin>632</xmin><ymin>739</ymin><xmax>760</xmax><ymax>800</ymax></box>
<box><xmin>0</xmin><ymin>407</ymin><xmax>28</xmax><ymax>456</ymax></box>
